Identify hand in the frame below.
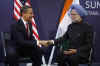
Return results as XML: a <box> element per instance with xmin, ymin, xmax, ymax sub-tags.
<box><xmin>38</xmin><ymin>40</ymin><xmax>49</xmax><ymax>47</ymax></box>
<box><xmin>38</xmin><ymin>40</ymin><xmax>54</xmax><ymax>47</ymax></box>
<box><xmin>64</xmin><ymin>49</ymin><xmax>77</xmax><ymax>55</ymax></box>
<box><xmin>47</xmin><ymin>40</ymin><xmax>54</xmax><ymax>45</ymax></box>
<box><xmin>64</xmin><ymin>50</ymin><xmax>73</xmax><ymax>55</ymax></box>
<box><xmin>68</xmin><ymin>49</ymin><xmax>77</xmax><ymax>54</ymax></box>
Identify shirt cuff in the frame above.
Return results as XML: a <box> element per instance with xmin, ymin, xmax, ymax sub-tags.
<box><xmin>37</xmin><ymin>40</ymin><xmax>42</xmax><ymax>47</ymax></box>
<box><xmin>51</xmin><ymin>40</ymin><xmax>54</xmax><ymax>45</ymax></box>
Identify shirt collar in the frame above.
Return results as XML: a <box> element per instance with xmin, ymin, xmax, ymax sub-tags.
<box><xmin>21</xmin><ymin>17</ymin><xmax>27</xmax><ymax>28</ymax></box>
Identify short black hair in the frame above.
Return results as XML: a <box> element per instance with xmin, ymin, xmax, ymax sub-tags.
<box><xmin>20</xmin><ymin>5</ymin><xmax>32</xmax><ymax>16</ymax></box>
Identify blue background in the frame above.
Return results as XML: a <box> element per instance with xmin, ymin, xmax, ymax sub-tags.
<box><xmin>0</xmin><ymin>0</ymin><xmax>100</xmax><ymax>63</ymax></box>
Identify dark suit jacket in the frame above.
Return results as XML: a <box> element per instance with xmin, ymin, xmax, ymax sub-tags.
<box><xmin>55</xmin><ymin>22</ymin><xmax>93</xmax><ymax>60</ymax></box>
<box><xmin>10</xmin><ymin>19</ymin><xmax>39</xmax><ymax>57</ymax></box>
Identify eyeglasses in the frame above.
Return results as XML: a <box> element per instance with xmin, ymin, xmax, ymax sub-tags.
<box><xmin>70</xmin><ymin>14</ymin><xmax>79</xmax><ymax>16</ymax></box>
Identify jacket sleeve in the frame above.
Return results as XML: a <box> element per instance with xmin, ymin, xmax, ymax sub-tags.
<box><xmin>54</xmin><ymin>32</ymin><xmax>69</xmax><ymax>47</ymax></box>
<box><xmin>54</xmin><ymin>25</ymin><xmax>71</xmax><ymax>47</ymax></box>
<box><xmin>10</xmin><ymin>24</ymin><xmax>37</xmax><ymax>48</ymax></box>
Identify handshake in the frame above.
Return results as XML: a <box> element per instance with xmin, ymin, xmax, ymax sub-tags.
<box><xmin>38</xmin><ymin>40</ymin><xmax>54</xmax><ymax>47</ymax></box>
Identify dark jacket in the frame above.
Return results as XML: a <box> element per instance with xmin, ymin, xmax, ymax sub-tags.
<box><xmin>11</xmin><ymin>19</ymin><xmax>37</xmax><ymax>48</ymax></box>
<box><xmin>10</xmin><ymin>19</ymin><xmax>42</xmax><ymax>65</ymax></box>
<box><xmin>10</xmin><ymin>19</ymin><xmax>41</xmax><ymax>57</ymax></box>
<box><xmin>55</xmin><ymin>22</ymin><xmax>93</xmax><ymax>59</ymax></box>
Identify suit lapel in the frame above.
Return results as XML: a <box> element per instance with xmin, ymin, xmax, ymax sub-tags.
<box><xmin>18</xmin><ymin>19</ymin><xmax>35</xmax><ymax>40</ymax></box>
<box><xmin>18</xmin><ymin>20</ymin><xmax>28</xmax><ymax>39</ymax></box>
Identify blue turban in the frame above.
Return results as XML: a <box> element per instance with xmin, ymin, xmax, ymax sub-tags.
<box><xmin>70</xmin><ymin>4</ymin><xmax>88</xmax><ymax>17</ymax></box>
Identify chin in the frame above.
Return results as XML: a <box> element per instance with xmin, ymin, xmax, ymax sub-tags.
<box><xmin>28</xmin><ymin>19</ymin><xmax>32</xmax><ymax>22</ymax></box>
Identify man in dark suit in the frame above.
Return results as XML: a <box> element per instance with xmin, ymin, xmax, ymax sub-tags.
<box><xmin>10</xmin><ymin>5</ymin><xmax>47</xmax><ymax>66</ymax></box>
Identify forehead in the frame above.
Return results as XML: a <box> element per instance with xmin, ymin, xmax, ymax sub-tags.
<box><xmin>27</xmin><ymin>8</ymin><xmax>32</xmax><ymax>11</ymax></box>
<box><xmin>25</xmin><ymin>8</ymin><xmax>33</xmax><ymax>14</ymax></box>
<box><xmin>71</xmin><ymin>9</ymin><xmax>78</xmax><ymax>14</ymax></box>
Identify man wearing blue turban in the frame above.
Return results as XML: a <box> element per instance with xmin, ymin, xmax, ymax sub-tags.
<box><xmin>54</xmin><ymin>4</ymin><xmax>93</xmax><ymax>66</ymax></box>
<box><xmin>70</xmin><ymin>4</ymin><xmax>88</xmax><ymax>19</ymax></box>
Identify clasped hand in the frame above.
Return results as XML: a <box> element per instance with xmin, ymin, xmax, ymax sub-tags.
<box><xmin>38</xmin><ymin>40</ymin><xmax>53</xmax><ymax>47</ymax></box>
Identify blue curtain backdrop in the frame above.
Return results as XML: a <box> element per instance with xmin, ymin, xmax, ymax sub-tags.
<box><xmin>0</xmin><ymin>0</ymin><xmax>100</xmax><ymax>63</ymax></box>
<box><xmin>31</xmin><ymin>0</ymin><xmax>64</xmax><ymax>40</ymax></box>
